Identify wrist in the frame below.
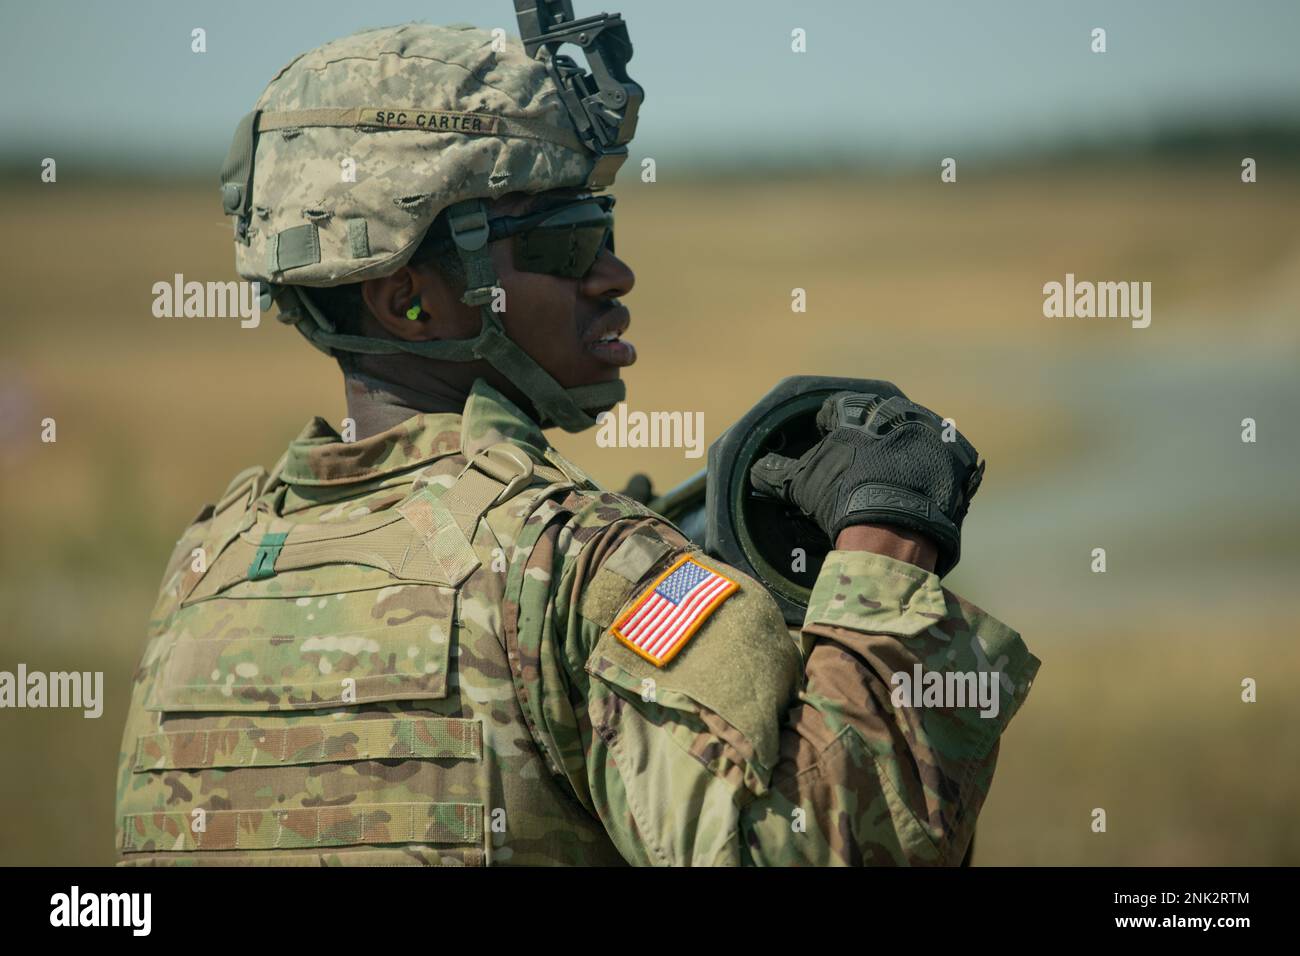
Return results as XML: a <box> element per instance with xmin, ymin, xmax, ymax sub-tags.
<box><xmin>833</xmin><ymin>523</ymin><xmax>939</xmax><ymax>573</ymax></box>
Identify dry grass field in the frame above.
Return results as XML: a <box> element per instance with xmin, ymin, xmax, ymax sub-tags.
<box><xmin>1</xmin><ymin>165</ymin><xmax>1297</xmax><ymax>864</ymax></box>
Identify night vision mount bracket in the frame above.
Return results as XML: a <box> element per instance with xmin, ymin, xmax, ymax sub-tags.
<box><xmin>513</xmin><ymin>0</ymin><xmax>643</xmax><ymax>186</ymax></box>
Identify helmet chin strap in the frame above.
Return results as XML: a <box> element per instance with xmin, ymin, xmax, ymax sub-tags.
<box><xmin>272</xmin><ymin>198</ymin><xmax>625</xmax><ymax>433</ymax></box>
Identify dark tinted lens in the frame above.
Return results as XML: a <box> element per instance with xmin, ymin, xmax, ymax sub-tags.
<box><xmin>511</xmin><ymin>201</ymin><xmax>614</xmax><ymax>277</ymax></box>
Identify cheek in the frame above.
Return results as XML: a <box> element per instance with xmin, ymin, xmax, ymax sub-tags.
<box><xmin>497</xmin><ymin>268</ymin><xmax>578</xmax><ymax>347</ymax></box>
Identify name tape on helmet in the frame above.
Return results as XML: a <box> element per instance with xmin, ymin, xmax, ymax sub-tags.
<box><xmin>259</xmin><ymin>108</ymin><xmax>501</xmax><ymax>135</ymax></box>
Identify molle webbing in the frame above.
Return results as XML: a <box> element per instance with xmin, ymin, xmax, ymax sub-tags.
<box><xmin>132</xmin><ymin>717</ymin><xmax>482</xmax><ymax>771</ymax></box>
<box><xmin>121</xmin><ymin>802</ymin><xmax>484</xmax><ymax>852</ymax></box>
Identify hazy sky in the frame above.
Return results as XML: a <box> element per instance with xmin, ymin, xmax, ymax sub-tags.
<box><xmin>2</xmin><ymin>0</ymin><xmax>1297</xmax><ymax>172</ymax></box>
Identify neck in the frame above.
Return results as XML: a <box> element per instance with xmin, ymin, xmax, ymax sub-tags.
<box><xmin>343</xmin><ymin>367</ymin><xmax>469</xmax><ymax>440</ymax></box>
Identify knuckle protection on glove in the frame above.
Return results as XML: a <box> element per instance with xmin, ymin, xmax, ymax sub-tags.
<box><xmin>818</xmin><ymin>392</ymin><xmax>884</xmax><ymax>433</ymax></box>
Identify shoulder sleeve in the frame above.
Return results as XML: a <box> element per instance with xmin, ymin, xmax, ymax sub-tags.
<box><xmin>739</xmin><ymin>549</ymin><xmax>1040</xmax><ymax>865</ymax></box>
<box><xmin>508</xmin><ymin>489</ymin><xmax>803</xmax><ymax>865</ymax></box>
<box><xmin>513</xmin><ymin>497</ymin><xmax>1039</xmax><ymax>867</ymax></box>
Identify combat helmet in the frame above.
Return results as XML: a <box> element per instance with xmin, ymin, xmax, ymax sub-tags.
<box><xmin>218</xmin><ymin>2</ymin><xmax>642</xmax><ymax>431</ymax></box>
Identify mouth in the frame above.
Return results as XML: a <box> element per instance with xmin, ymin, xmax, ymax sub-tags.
<box><xmin>583</xmin><ymin>303</ymin><xmax>636</xmax><ymax>368</ymax></box>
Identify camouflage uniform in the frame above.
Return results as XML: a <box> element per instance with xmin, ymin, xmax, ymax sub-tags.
<box><xmin>115</xmin><ymin>380</ymin><xmax>1038</xmax><ymax>866</ymax></box>
<box><xmin>115</xmin><ymin>19</ymin><xmax>1037</xmax><ymax>866</ymax></box>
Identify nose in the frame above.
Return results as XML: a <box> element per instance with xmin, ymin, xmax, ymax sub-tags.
<box><xmin>582</xmin><ymin>248</ymin><xmax>634</xmax><ymax>300</ymax></box>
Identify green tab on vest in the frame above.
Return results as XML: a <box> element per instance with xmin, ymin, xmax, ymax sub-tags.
<box><xmin>247</xmin><ymin>531</ymin><xmax>289</xmax><ymax>580</ymax></box>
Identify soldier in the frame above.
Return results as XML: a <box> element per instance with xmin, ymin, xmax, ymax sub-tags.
<box><xmin>115</xmin><ymin>17</ymin><xmax>1037</xmax><ymax>866</ymax></box>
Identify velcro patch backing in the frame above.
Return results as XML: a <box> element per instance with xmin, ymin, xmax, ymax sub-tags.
<box><xmin>579</xmin><ymin>529</ymin><xmax>673</xmax><ymax>628</ymax></box>
<box><xmin>586</xmin><ymin>557</ymin><xmax>802</xmax><ymax>780</ymax></box>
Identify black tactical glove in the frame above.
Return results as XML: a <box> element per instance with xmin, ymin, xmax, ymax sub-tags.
<box><xmin>749</xmin><ymin>392</ymin><xmax>985</xmax><ymax>576</ymax></box>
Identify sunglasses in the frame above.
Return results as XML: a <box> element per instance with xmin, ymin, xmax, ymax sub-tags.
<box><xmin>436</xmin><ymin>195</ymin><xmax>616</xmax><ymax>279</ymax></box>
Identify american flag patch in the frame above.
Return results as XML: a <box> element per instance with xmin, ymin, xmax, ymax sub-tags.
<box><xmin>612</xmin><ymin>555</ymin><xmax>739</xmax><ymax>667</ymax></box>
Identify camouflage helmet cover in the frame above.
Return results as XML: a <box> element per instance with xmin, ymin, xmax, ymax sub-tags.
<box><xmin>226</xmin><ymin>22</ymin><xmax>609</xmax><ymax>288</ymax></box>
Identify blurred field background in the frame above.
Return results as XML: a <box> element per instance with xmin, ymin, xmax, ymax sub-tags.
<box><xmin>2</xmin><ymin>0</ymin><xmax>1299</xmax><ymax>866</ymax></box>
<box><xmin>3</xmin><ymin>163</ymin><xmax>1297</xmax><ymax>865</ymax></box>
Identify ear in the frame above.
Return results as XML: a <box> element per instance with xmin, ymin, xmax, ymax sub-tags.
<box><xmin>361</xmin><ymin>265</ymin><xmax>477</xmax><ymax>342</ymax></box>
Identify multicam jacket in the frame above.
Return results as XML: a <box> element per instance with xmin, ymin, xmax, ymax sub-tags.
<box><xmin>115</xmin><ymin>380</ymin><xmax>1038</xmax><ymax>866</ymax></box>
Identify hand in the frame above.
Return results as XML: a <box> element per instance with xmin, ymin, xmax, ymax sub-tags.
<box><xmin>748</xmin><ymin>392</ymin><xmax>985</xmax><ymax>576</ymax></box>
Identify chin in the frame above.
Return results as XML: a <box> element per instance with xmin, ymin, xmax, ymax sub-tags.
<box><xmin>573</xmin><ymin>362</ymin><xmax>623</xmax><ymax>385</ymax></box>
